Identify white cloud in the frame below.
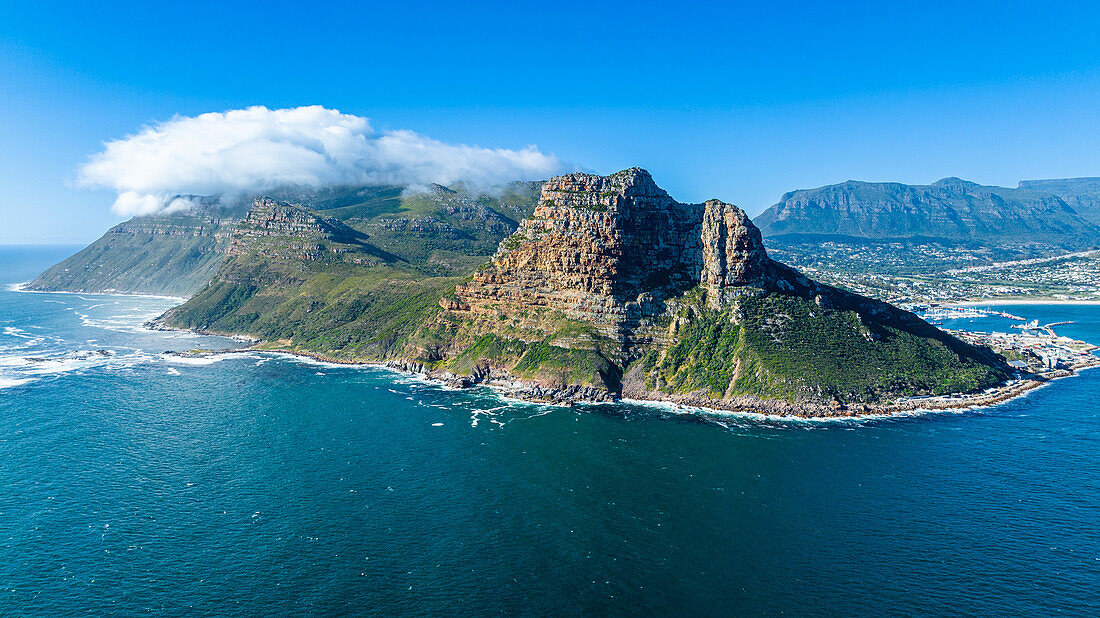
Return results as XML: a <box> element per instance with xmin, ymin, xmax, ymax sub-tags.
<box><xmin>77</xmin><ymin>105</ymin><xmax>567</xmax><ymax>216</ymax></box>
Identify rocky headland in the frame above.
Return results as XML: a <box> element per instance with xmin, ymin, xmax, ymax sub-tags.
<box><xmin>398</xmin><ymin>169</ymin><xmax>1012</xmax><ymax>414</ymax></box>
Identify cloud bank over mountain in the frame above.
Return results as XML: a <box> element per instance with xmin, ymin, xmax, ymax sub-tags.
<box><xmin>77</xmin><ymin>106</ymin><xmax>567</xmax><ymax>215</ymax></box>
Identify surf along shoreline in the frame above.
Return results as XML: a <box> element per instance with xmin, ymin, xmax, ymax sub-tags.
<box><xmin>156</xmin><ymin>320</ymin><xmax>1100</xmax><ymax>421</ymax></box>
<box><xmin>14</xmin><ymin>283</ymin><xmax>1098</xmax><ymax>421</ymax></box>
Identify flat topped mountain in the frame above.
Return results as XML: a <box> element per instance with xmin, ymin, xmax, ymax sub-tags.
<box><xmin>413</xmin><ymin>169</ymin><xmax>1009</xmax><ymax>412</ymax></box>
<box><xmin>754</xmin><ymin>177</ymin><xmax>1100</xmax><ymax>250</ymax></box>
<box><xmin>1018</xmin><ymin>177</ymin><xmax>1100</xmax><ymax>225</ymax></box>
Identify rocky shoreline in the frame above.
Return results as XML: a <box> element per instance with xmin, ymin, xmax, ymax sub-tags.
<box><xmin>161</xmin><ymin>334</ymin><xmax>1100</xmax><ymax>420</ymax></box>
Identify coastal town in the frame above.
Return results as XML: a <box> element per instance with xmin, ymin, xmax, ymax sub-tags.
<box><xmin>952</xmin><ymin>326</ymin><xmax>1097</xmax><ymax>371</ymax></box>
<box><xmin>878</xmin><ymin>304</ymin><xmax>1100</xmax><ymax>411</ymax></box>
<box><xmin>769</xmin><ymin>243</ymin><xmax>1100</xmax><ymax>304</ymax></box>
<box><xmin>902</xmin><ymin>304</ymin><xmax>1099</xmax><ymax>373</ymax></box>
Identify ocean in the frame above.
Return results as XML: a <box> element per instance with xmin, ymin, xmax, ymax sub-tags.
<box><xmin>1</xmin><ymin>245</ymin><xmax>1098</xmax><ymax>615</ymax></box>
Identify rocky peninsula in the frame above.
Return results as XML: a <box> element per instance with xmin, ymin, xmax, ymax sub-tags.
<box><xmin>139</xmin><ymin>168</ymin><xmax>1031</xmax><ymax>418</ymax></box>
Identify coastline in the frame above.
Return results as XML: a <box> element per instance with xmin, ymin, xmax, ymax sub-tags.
<box><xmin>165</xmin><ymin>335</ymin><xmax>1100</xmax><ymax>422</ymax></box>
<box><xmin>950</xmin><ymin>299</ymin><xmax>1100</xmax><ymax>306</ymax></box>
<box><xmin>10</xmin><ymin>281</ymin><xmax>190</xmax><ymax>303</ymax></box>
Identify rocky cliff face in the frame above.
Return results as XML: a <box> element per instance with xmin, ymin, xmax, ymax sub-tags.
<box><xmin>131</xmin><ymin>168</ymin><xmax>1010</xmax><ymax>413</ymax></box>
<box><xmin>699</xmin><ymin>199</ymin><xmax>774</xmax><ymax>304</ymax></box>
<box><xmin>452</xmin><ymin>169</ymin><xmax>776</xmax><ymax>345</ymax></box>
<box><xmin>228</xmin><ymin>197</ymin><xmax>369</xmax><ymax>261</ymax></box>
<box><xmin>1018</xmin><ymin>177</ymin><xmax>1100</xmax><ymax>226</ymax></box>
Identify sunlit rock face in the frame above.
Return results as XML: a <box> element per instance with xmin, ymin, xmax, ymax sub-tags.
<box><xmin>453</xmin><ymin>168</ymin><xmax>776</xmax><ymax>339</ymax></box>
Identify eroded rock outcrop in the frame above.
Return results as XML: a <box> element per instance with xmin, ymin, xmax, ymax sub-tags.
<box><xmin>452</xmin><ymin>168</ymin><xmax>776</xmax><ymax>342</ymax></box>
<box><xmin>229</xmin><ymin>197</ymin><xmax>366</xmax><ymax>259</ymax></box>
<box><xmin>700</xmin><ymin>199</ymin><xmax>774</xmax><ymax>306</ymax></box>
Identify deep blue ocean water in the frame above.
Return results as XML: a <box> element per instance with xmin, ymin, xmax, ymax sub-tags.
<box><xmin>1</xmin><ymin>245</ymin><xmax>1098</xmax><ymax>615</ymax></box>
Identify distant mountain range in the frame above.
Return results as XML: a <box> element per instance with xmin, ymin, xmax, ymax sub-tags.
<box><xmin>33</xmin><ymin>175</ymin><xmax>1100</xmax><ymax>299</ymax></box>
<box><xmin>754</xmin><ymin>176</ymin><xmax>1100</xmax><ymax>252</ymax></box>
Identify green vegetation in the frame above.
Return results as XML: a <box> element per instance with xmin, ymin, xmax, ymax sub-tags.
<box><xmin>158</xmin><ymin>199</ymin><xmax>471</xmax><ymax>360</ymax></box>
<box><xmin>647</xmin><ymin>293</ymin><xmax>1006</xmax><ymax>404</ymax></box>
<box><xmin>512</xmin><ymin>341</ymin><xmax>617</xmax><ymax>386</ymax></box>
<box><xmin>33</xmin><ymin>181</ymin><xmax>543</xmax><ymax>296</ymax></box>
<box><xmin>28</xmin><ymin>213</ymin><xmax>239</xmax><ymax>296</ymax></box>
<box><xmin>439</xmin><ymin>330</ymin><xmax>618</xmax><ymax>389</ymax></box>
<box><xmin>500</xmin><ymin>235</ymin><xmax>525</xmax><ymax>252</ymax></box>
<box><xmin>41</xmin><ymin>170</ymin><xmax>1015</xmax><ymax>410</ymax></box>
<box><xmin>165</xmin><ymin>263</ymin><xmax>457</xmax><ymax>360</ymax></box>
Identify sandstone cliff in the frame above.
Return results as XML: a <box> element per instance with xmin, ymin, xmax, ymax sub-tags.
<box><xmin>451</xmin><ymin>169</ymin><xmax>775</xmax><ymax>350</ymax></box>
<box><xmin>141</xmin><ymin>169</ymin><xmax>1010</xmax><ymax>414</ymax></box>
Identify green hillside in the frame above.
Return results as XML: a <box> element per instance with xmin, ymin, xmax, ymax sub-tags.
<box><xmin>29</xmin><ymin>182</ymin><xmax>542</xmax><ymax>296</ymax></box>
<box><xmin>26</xmin><ymin>211</ymin><xmax>242</xmax><ymax>297</ymax></box>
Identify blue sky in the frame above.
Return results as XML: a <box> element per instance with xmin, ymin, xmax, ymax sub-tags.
<box><xmin>2</xmin><ymin>0</ymin><xmax>1100</xmax><ymax>243</ymax></box>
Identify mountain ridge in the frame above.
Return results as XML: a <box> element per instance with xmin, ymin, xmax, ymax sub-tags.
<box><xmin>755</xmin><ymin>176</ymin><xmax>1100</xmax><ymax>250</ymax></box>
<box><xmin>28</xmin><ymin>182</ymin><xmax>543</xmax><ymax>296</ymax></box>
<box><xmin>1018</xmin><ymin>177</ymin><xmax>1100</xmax><ymax>225</ymax></box>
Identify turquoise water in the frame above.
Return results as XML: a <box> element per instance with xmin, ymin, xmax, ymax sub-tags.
<box><xmin>2</xmin><ymin>246</ymin><xmax>1099</xmax><ymax>615</ymax></box>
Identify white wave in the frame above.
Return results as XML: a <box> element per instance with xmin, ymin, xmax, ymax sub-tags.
<box><xmin>22</xmin><ymin>350</ymin><xmax>154</xmax><ymax>376</ymax></box>
<box><xmin>0</xmin><ymin>337</ymin><xmax>36</xmax><ymax>352</ymax></box>
<box><xmin>617</xmin><ymin>397</ymin><xmax>865</xmax><ymax>426</ymax></box>
<box><xmin>0</xmin><ymin>348</ymin><xmax>165</xmax><ymax>386</ymax></box>
<box><xmin>493</xmin><ymin>392</ymin><xmax>573</xmax><ymax>410</ymax></box>
<box><xmin>613</xmin><ymin>395</ymin><xmax>1006</xmax><ymax>427</ymax></box>
<box><xmin>75</xmin><ymin>311</ymin><xmax>163</xmax><ymax>333</ymax></box>
<box><xmin>0</xmin><ymin>377</ymin><xmax>35</xmax><ymax>389</ymax></box>
<box><xmin>23</xmin><ymin>357</ymin><xmax>92</xmax><ymax>375</ymax></box>
<box><xmin>3</xmin><ymin>327</ymin><xmax>35</xmax><ymax>339</ymax></box>
<box><xmin>0</xmin><ymin>355</ymin><xmax>32</xmax><ymax>368</ymax></box>
<box><xmin>277</xmin><ymin>353</ymin><xmax>358</xmax><ymax>370</ymax></box>
<box><xmin>163</xmin><ymin>353</ymin><xmax>240</xmax><ymax>366</ymax></box>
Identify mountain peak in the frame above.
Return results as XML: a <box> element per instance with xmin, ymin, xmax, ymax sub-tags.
<box><xmin>931</xmin><ymin>177</ymin><xmax>980</xmax><ymax>190</ymax></box>
<box><xmin>543</xmin><ymin>167</ymin><xmax>669</xmax><ymax>202</ymax></box>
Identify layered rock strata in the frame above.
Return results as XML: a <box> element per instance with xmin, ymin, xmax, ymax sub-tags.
<box><xmin>452</xmin><ymin>168</ymin><xmax>774</xmax><ymax>346</ymax></box>
<box><xmin>229</xmin><ymin>197</ymin><xmax>366</xmax><ymax>258</ymax></box>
